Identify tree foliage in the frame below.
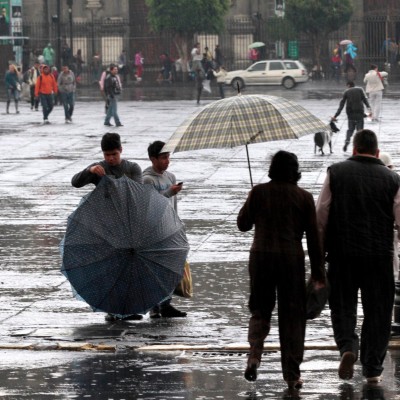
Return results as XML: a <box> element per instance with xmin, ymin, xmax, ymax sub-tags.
<box><xmin>145</xmin><ymin>0</ymin><xmax>230</xmax><ymax>37</ymax></box>
<box><xmin>285</xmin><ymin>0</ymin><xmax>353</xmax><ymax>69</ymax></box>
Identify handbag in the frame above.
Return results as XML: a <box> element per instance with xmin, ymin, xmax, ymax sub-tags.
<box><xmin>306</xmin><ymin>277</ymin><xmax>330</xmax><ymax>320</ymax></box>
<box><xmin>174</xmin><ymin>260</ymin><xmax>193</xmax><ymax>298</ymax></box>
<box><xmin>16</xmin><ymin>82</ymin><xmax>21</xmax><ymax>91</ymax></box>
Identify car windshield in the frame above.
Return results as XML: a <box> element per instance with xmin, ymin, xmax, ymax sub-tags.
<box><xmin>283</xmin><ymin>62</ymin><xmax>299</xmax><ymax>70</ymax></box>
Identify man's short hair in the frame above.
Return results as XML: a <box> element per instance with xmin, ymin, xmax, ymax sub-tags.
<box><xmin>353</xmin><ymin>129</ymin><xmax>378</xmax><ymax>155</ymax></box>
<box><xmin>147</xmin><ymin>140</ymin><xmax>167</xmax><ymax>159</ymax></box>
<box><xmin>268</xmin><ymin>150</ymin><xmax>301</xmax><ymax>183</ymax></box>
<box><xmin>101</xmin><ymin>132</ymin><xmax>121</xmax><ymax>151</ymax></box>
<box><xmin>370</xmin><ymin>64</ymin><xmax>377</xmax><ymax>70</ymax></box>
<box><xmin>347</xmin><ymin>81</ymin><xmax>355</xmax><ymax>87</ymax></box>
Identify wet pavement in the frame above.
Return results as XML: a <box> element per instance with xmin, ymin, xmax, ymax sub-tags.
<box><xmin>1</xmin><ymin>81</ymin><xmax>400</xmax><ymax>398</ymax></box>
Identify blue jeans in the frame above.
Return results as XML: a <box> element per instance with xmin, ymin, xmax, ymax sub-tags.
<box><xmin>105</xmin><ymin>96</ymin><xmax>121</xmax><ymax>125</ymax></box>
<box><xmin>6</xmin><ymin>87</ymin><xmax>19</xmax><ymax>101</ymax></box>
<box><xmin>40</xmin><ymin>94</ymin><xmax>54</xmax><ymax>120</ymax></box>
<box><xmin>61</xmin><ymin>92</ymin><xmax>75</xmax><ymax>119</ymax></box>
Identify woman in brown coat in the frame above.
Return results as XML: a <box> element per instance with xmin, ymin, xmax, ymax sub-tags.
<box><xmin>237</xmin><ymin>150</ymin><xmax>326</xmax><ymax>390</ymax></box>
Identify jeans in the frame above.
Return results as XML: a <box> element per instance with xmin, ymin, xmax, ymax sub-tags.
<box><xmin>40</xmin><ymin>93</ymin><xmax>54</xmax><ymax>120</ymax></box>
<box><xmin>345</xmin><ymin>118</ymin><xmax>364</xmax><ymax>144</ymax></box>
<box><xmin>217</xmin><ymin>82</ymin><xmax>225</xmax><ymax>99</ymax></box>
<box><xmin>61</xmin><ymin>92</ymin><xmax>75</xmax><ymax>119</ymax></box>
<box><xmin>105</xmin><ymin>96</ymin><xmax>121</xmax><ymax>125</ymax></box>
<box><xmin>6</xmin><ymin>87</ymin><xmax>19</xmax><ymax>101</ymax></box>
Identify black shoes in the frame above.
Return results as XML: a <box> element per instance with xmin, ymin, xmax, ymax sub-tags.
<box><xmin>150</xmin><ymin>305</ymin><xmax>187</xmax><ymax>318</ymax></box>
<box><xmin>116</xmin><ymin>123</ymin><xmax>124</xmax><ymax>127</ymax></box>
<box><xmin>105</xmin><ymin>313</ymin><xmax>143</xmax><ymax>322</ymax></box>
<box><xmin>244</xmin><ymin>358</ymin><xmax>260</xmax><ymax>381</ymax></box>
<box><xmin>343</xmin><ymin>142</ymin><xmax>349</xmax><ymax>152</ymax></box>
<box><xmin>104</xmin><ymin>122</ymin><xmax>113</xmax><ymax>126</ymax></box>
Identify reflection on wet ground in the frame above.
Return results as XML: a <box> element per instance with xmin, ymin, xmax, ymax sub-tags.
<box><xmin>0</xmin><ymin>349</ymin><xmax>399</xmax><ymax>399</ymax></box>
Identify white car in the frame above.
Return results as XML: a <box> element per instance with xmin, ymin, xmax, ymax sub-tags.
<box><xmin>224</xmin><ymin>60</ymin><xmax>308</xmax><ymax>90</ymax></box>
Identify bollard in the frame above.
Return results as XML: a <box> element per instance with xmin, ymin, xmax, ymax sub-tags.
<box><xmin>392</xmin><ymin>280</ymin><xmax>400</xmax><ymax>337</ymax></box>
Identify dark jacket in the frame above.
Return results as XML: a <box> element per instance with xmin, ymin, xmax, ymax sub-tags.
<box><xmin>71</xmin><ymin>159</ymin><xmax>142</xmax><ymax>188</ymax></box>
<box><xmin>237</xmin><ymin>180</ymin><xmax>325</xmax><ymax>280</ymax></box>
<box><xmin>104</xmin><ymin>74</ymin><xmax>121</xmax><ymax>98</ymax></box>
<box><xmin>334</xmin><ymin>86</ymin><xmax>370</xmax><ymax>120</ymax></box>
<box><xmin>327</xmin><ymin>155</ymin><xmax>400</xmax><ymax>257</ymax></box>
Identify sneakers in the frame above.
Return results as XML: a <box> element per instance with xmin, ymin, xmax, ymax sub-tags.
<box><xmin>43</xmin><ymin>119</ymin><xmax>50</xmax><ymax>124</ymax></box>
<box><xmin>244</xmin><ymin>358</ymin><xmax>259</xmax><ymax>382</ymax></box>
<box><xmin>105</xmin><ymin>313</ymin><xmax>143</xmax><ymax>322</ymax></box>
<box><xmin>366</xmin><ymin>376</ymin><xmax>382</xmax><ymax>384</ymax></box>
<box><xmin>65</xmin><ymin>118</ymin><xmax>72</xmax><ymax>124</ymax></box>
<box><xmin>104</xmin><ymin>122</ymin><xmax>113</xmax><ymax>126</ymax></box>
<box><xmin>160</xmin><ymin>305</ymin><xmax>187</xmax><ymax>318</ymax></box>
<box><xmin>116</xmin><ymin>123</ymin><xmax>124</xmax><ymax>127</ymax></box>
<box><xmin>338</xmin><ymin>351</ymin><xmax>356</xmax><ymax>380</ymax></box>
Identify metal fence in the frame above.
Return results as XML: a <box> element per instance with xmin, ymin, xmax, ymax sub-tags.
<box><xmin>16</xmin><ymin>15</ymin><xmax>400</xmax><ymax>84</ymax></box>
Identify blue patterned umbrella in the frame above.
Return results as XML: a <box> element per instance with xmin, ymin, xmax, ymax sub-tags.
<box><xmin>60</xmin><ymin>176</ymin><xmax>189</xmax><ymax>317</ymax></box>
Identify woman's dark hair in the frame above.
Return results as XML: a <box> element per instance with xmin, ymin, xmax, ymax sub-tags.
<box><xmin>268</xmin><ymin>150</ymin><xmax>301</xmax><ymax>183</ymax></box>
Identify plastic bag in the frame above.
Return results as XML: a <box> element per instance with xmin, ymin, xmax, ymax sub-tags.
<box><xmin>174</xmin><ymin>260</ymin><xmax>193</xmax><ymax>298</ymax></box>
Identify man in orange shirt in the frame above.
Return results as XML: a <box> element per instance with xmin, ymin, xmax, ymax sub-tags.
<box><xmin>35</xmin><ymin>65</ymin><xmax>58</xmax><ymax>124</ymax></box>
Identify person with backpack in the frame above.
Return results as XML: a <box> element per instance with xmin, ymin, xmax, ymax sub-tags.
<box><xmin>34</xmin><ymin>64</ymin><xmax>58</xmax><ymax>124</ymax></box>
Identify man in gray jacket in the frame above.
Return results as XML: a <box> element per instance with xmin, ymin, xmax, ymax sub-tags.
<box><xmin>332</xmin><ymin>81</ymin><xmax>371</xmax><ymax>152</ymax></box>
<box><xmin>57</xmin><ymin>64</ymin><xmax>76</xmax><ymax>123</ymax></box>
<box><xmin>143</xmin><ymin>140</ymin><xmax>187</xmax><ymax>318</ymax></box>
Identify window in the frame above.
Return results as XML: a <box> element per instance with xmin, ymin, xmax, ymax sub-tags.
<box><xmin>284</xmin><ymin>62</ymin><xmax>298</xmax><ymax>70</ymax></box>
<box><xmin>269</xmin><ymin>61</ymin><xmax>284</xmax><ymax>70</ymax></box>
<box><xmin>249</xmin><ymin>62</ymin><xmax>266</xmax><ymax>71</ymax></box>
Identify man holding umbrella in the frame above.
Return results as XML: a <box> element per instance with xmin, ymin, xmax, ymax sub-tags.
<box><xmin>143</xmin><ymin>140</ymin><xmax>187</xmax><ymax>318</ymax></box>
<box><xmin>71</xmin><ymin>132</ymin><xmax>143</xmax><ymax>321</ymax></box>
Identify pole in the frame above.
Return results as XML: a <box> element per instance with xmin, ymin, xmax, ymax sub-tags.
<box><xmin>57</xmin><ymin>0</ymin><xmax>61</xmax><ymax>70</ymax></box>
<box><xmin>68</xmin><ymin>1</ymin><xmax>73</xmax><ymax>57</ymax></box>
<box><xmin>245</xmin><ymin>144</ymin><xmax>254</xmax><ymax>188</ymax></box>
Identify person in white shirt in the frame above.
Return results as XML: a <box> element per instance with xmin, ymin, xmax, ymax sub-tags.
<box><xmin>364</xmin><ymin>64</ymin><xmax>384</xmax><ymax>122</ymax></box>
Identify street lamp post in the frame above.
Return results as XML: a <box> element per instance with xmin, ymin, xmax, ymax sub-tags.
<box><xmin>67</xmin><ymin>0</ymin><xmax>73</xmax><ymax>57</ymax></box>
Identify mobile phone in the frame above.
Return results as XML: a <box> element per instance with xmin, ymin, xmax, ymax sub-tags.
<box><xmin>177</xmin><ymin>182</ymin><xmax>183</xmax><ymax>185</ymax></box>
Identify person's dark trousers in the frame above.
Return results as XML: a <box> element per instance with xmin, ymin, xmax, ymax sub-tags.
<box><xmin>30</xmin><ymin>86</ymin><xmax>39</xmax><ymax>110</ymax></box>
<box><xmin>247</xmin><ymin>251</ymin><xmax>306</xmax><ymax>382</ymax></box>
<box><xmin>328</xmin><ymin>255</ymin><xmax>394</xmax><ymax>378</ymax></box>
<box><xmin>345</xmin><ymin>118</ymin><xmax>364</xmax><ymax>145</ymax></box>
<box><xmin>40</xmin><ymin>94</ymin><xmax>54</xmax><ymax>120</ymax></box>
<box><xmin>196</xmin><ymin>87</ymin><xmax>202</xmax><ymax>104</ymax></box>
<box><xmin>217</xmin><ymin>82</ymin><xmax>225</xmax><ymax>99</ymax></box>
<box><xmin>61</xmin><ymin>92</ymin><xmax>75</xmax><ymax>120</ymax></box>
<box><xmin>104</xmin><ymin>96</ymin><xmax>121</xmax><ymax>125</ymax></box>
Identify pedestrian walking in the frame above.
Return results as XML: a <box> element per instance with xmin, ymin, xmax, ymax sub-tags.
<box><xmin>34</xmin><ymin>64</ymin><xmax>58</xmax><ymax>124</ymax></box>
<box><xmin>134</xmin><ymin>50</ymin><xmax>144</xmax><ymax>82</ymax></box>
<box><xmin>27</xmin><ymin>61</ymin><xmax>40</xmax><ymax>111</ymax></box>
<box><xmin>99</xmin><ymin>64</ymin><xmax>112</xmax><ymax>114</ymax></box>
<box><xmin>331</xmin><ymin>81</ymin><xmax>371</xmax><ymax>152</ymax></box>
<box><xmin>42</xmin><ymin>43</ymin><xmax>55</xmax><ymax>68</ymax></box>
<box><xmin>212</xmin><ymin>66</ymin><xmax>227</xmax><ymax>99</ymax></box>
<box><xmin>57</xmin><ymin>64</ymin><xmax>76</xmax><ymax>124</ymax></box>
<box><xmin>4</xmin><ymin>64</ymin><xmax>21</xmax><ymax>114</ymax></box>
<box><xmin>195</xmin><ymin>68</ymin><xmax>204</xmax><ymax>105</ymax></box>
<box><xmin>104</xmin><ymin>65</ymin><xmax>123</xmax><ymax>127</ymax></box>
<box><xmin>71</xmin><ymin>132</ymin><xmax>143</xmax><ymax>322</ymax></box>
<box><xmin>143</xmin><ymin>140</ymin><xmax>188</xmax><ymax>319</ymax></box>
<box><xmin>237</xmin><ymin>150</ymin><xmax>326</xmax><ymax>390</ymax></box>
<box><xmin>364</xmin><ymin>64</ymin><xmax>385</xmax><ymax>122</ymax></box>
<box><xmin>316</xmin><ymin>129</ymin><xmax>400</xmax><ymax>384</ymax></box>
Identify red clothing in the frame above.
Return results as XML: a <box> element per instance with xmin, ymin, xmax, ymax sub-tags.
<box><xmin>35</xmin><ymin>73</ymin><xmax>58</xmax><ymax>96</ymax></box>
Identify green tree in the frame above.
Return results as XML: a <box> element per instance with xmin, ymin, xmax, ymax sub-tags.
<box><xmin>145</xmin><ymin>0</ymin><xmax>230</xmax><ymax>77</ymax></box>
<box><xmin>285</xmin><ymin>0</ymin><xmax>353</xmax><ymax>72</ymax></box>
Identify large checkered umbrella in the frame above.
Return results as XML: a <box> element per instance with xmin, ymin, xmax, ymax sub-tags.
<box><xmin>60</xmin><ymin>176</ymin><xmax>189</xmax><ymax>317</ymax></box>
<box><xmin>162</xmin><ymin>94</ymin><xmax>329</xmax><ymax>186</ymax></box>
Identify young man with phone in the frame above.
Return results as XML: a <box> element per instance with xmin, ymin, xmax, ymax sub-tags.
<box><xmin>143</xmin><ymin>140</ymin><xmax>187</xmax><ymax>318</ymax></box>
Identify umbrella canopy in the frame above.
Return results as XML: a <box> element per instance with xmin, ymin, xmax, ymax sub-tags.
<box><xmin>249</xmin><ymin>41</ymin><xmax>265</xmax><ymax>49</ymax></box>
<box><xmin>162</xmin><ymin>94</ymin><xmax>329</xmax><ymax>186</ymax></box>
<box><xmin>339</xmin><ymin>39</ymin><xmax>352</xmax><ymax>45</ymax></box>
<box><xmin>60</xmin><ymin>176</ymin><xmax>189</xmax><ymax>317</ymax></box>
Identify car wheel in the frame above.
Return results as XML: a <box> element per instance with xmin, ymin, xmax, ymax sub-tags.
<box><xmin>283</xmin><ymin>77</ymin><xmax>296</xmax><ymax>89</ymax></box>
<box><xmin>231</xmin><ymin>78</ymin><xmax>245</xmax><ymax>90</ymax></box>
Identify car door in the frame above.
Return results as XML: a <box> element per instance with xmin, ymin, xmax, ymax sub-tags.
<box><xmin>244</xmin><ymin>61</ymin><xmax>267</xmax><ymax>85</ymax></box>
<box><xmin>266</xmin><ymin>61</ymin><xmax>286</xmax><ymax>84</ymax></box>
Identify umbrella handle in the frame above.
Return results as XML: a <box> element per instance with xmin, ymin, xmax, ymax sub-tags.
<box><xmin>245</xmin><ymin>144</ymin><xmax>253</xmax><ymax>188</ymax></box>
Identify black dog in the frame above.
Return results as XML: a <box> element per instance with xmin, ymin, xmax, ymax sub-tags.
<box><xmin>314</xmin><ymin>121</ymin><xmax>340</xmax><ymax>155</ymax></box>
